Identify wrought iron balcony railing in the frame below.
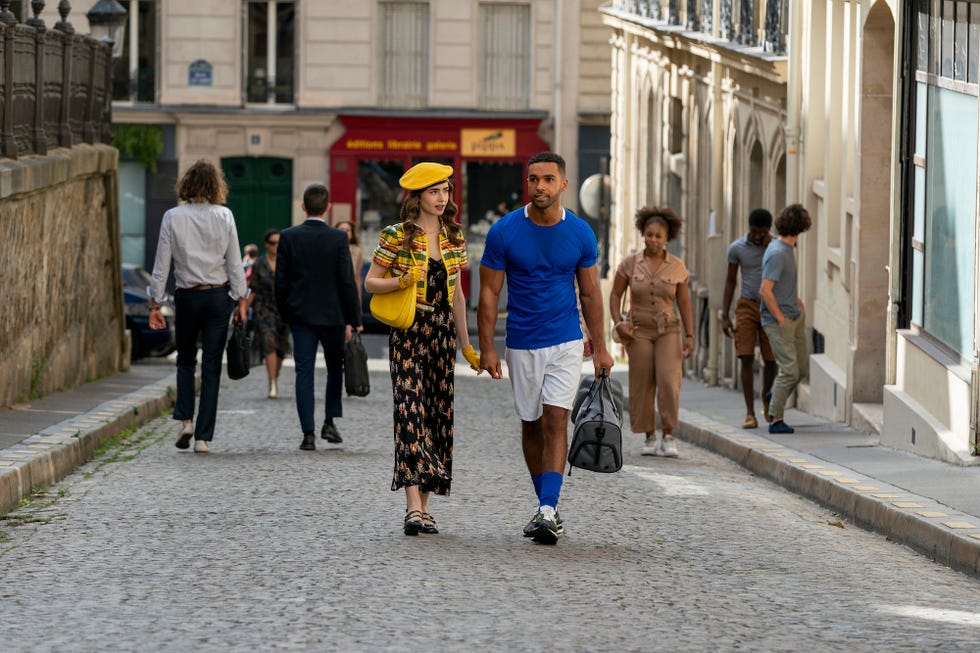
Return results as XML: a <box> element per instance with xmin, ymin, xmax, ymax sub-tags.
<box><xmin>607</xmin><ymin>0</ymin><xmax>788</xmax><ymax>57</ymax></box>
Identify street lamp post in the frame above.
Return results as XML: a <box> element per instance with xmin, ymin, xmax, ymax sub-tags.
<box><xmin>86</xmin><ymin>0</ymin><xmax>126</xmax><ymax>58</ymax></box>
<box><xmin>87</xmin><ymin>0</ymin><xmax>127</xmax><ymax>144</ymax></box>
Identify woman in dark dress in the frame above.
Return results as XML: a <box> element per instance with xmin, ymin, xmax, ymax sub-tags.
<box><xmin>364</xmin><ymin>162</ymin><xmax>481</xmax><ymax>536</ymax></box>
<box><xmin>247</xmin><ymin>229</ymin><xmax>290</xmax><ymax>399</ymax></box>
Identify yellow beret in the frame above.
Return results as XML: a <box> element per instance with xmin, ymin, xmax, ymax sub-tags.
<box><xmin>399</xmin><ymin>162</ymin><xmax>453</xmax><ymax>190</ymax></box>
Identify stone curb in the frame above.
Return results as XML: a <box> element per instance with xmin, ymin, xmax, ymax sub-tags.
<box><xmin>0</xmin><ymin>376</ymin><xmax>175</xmax><ymax>516</ymax></box>
<box><xmin>677</xmin><ymin>409</ymin><xmax>980</xmax><ymax>578</ymax></box>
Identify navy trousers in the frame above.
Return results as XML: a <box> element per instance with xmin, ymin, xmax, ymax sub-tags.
<box><xmin>173</xmin><ymin>287</ymin><xmax>233</xmax><ymax>441</ymax></box>
<box><xmin>290</xmin><ymin>322</ymin><xmax>345</xmax><ymax>433</ymax></box>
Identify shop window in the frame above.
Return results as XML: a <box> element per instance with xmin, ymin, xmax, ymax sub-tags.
<box><xmin>245</xmin><ymin>0</ymin><xmax>295</xmax><ymax>104</ymax></box>
<box><xmin>905</xmin><ymin>0</ymin><xmax>978</xmax><ymax>357</ymax></box>
<box><xmin>112</xmin><ymin>1</ymin><xmax>157</xmax><ymax>103</ymax></box>
<box><xmin>119</xmin><ymin>161</ymin><xmax>147</xmax><ymax>266</ymax></box>
<box><xmin>379</xmin><ymin>2</ymin><xmax>429</xmax><ymax>109</ymax></box>
<box><xmin>479</xmin><ymin>3</ymin><xmax>530</xmax><ymax>111</ymax></box>
<box><xmin>357</xmin><ymin>160</ymin><xmax>405</xmax><ymax>250</ymax></box>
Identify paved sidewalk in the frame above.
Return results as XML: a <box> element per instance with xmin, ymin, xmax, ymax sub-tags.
<box><xmin>0</xmin><ymin>360</ymin><xmax>176</xmax><ymax>515</ymax></box>
<box><xmin>2</xmin><ymin>354</ymin><xmax>980</xmax><ymax>577</ymax></box>
<box><xmin>675</xmin><ymin>380</ymin><xmax>980</xmax><ymax>576</ymax></box>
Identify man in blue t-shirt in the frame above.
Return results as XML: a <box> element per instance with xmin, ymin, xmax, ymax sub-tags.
<box><xmin>759</xmin><ymin>203</ymin><xmax>812</xmax><ymax>435</ymax></box>
<box><xmin>478</xmin><ymin>151</ymin><xmax>614</xmax><ymax>545</ymax></box>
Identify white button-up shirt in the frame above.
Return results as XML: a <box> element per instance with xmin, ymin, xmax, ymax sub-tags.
<box><xmin>148</xmin><ymin>202</ymin><xmax>248</xmax><ymax>303</ymax></box>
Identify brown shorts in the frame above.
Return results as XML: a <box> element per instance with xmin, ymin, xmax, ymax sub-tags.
<box><xmin>734</xmin><ymin>297</ymin><xmax>775</xmax><ymax>361</ymax></box>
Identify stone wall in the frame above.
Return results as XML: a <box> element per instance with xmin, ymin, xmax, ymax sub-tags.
<box><xmin>0</xmin><ymin>145</ymin><xmax>123</xmax><ymax>408</ymax></box>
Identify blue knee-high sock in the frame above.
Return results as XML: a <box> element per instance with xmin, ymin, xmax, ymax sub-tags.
<box><xmin>531</xmin><ymin>474</ymin><xmax>543</xmax><ymax>501</ymax></box>
<box><xmin>539</xmin><ymin>472</ymin><xmax>564</xmax><ymax>509</ymax></box>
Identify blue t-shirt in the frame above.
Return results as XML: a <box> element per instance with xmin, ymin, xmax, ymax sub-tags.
<box><xmin>760</xmin><ymin>238</ymin><xmax>800</xmax><ymax>326</ymax></box>
<box><xmin>481</xmin><ymin>205</ymin><xmax>598</xmax><ymax>349</ymax></box>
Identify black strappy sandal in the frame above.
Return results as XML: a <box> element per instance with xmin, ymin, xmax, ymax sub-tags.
<box><xmin>404</xmin><ymin>510</ymin><xmax>423</xmax><ymax>536</ymax></box>
<box><xmin>420</xmin><ymin>512</ymin><xmax>439</xmax><ymax>534</ymax></box>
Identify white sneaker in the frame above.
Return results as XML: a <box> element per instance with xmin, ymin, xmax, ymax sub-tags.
<box><xmin>268</xmin><ymin>378</ymin><xmax>278</xmax><ymax>399</ymax></box>
<box><xmin>642</xmin><ymin>434</ymin><xmax>661</xmax><ymax>456</ymax></box>
<box><xmin>193</xmin><ymin>440</ymin><xmax>210</xmax><ymax>453</ymax></box>
<box><xmin>661</xmin><ymin>435</ymin><xmax>679</xmax><ymax>458</ymax></box>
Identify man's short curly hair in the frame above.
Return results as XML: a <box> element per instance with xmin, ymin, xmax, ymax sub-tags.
<box><xmin>634</xmin><ymin>206</ymin><xmax>682</xmax><ymax>242</ymax></box>
<box><xmin>774</xmin><ymin>203</ymin><xmax>812</xmax><ymax>237</ymax></box>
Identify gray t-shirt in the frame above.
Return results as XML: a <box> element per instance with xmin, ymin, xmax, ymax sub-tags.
<box><xmin>760</xmin><ymin>239</ymin><xmax>799</xmax><ymax>326</ymax></box>
<box><xmin>726</xmin><ymin>234</ymin><xmax>767</xmax><ymax>301</ymax></box>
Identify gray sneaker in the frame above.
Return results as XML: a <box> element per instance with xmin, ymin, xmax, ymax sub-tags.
<box><xmin>661</xmin><ymin>435</ymin><xmax>679</xmax><ymax>458</ymax></box>
<box><xmin>523</xmin><ymin>510</ymin><xmax>564</xmax><ymax>537</ymax></box>
<box><xmin>522</xmin><ymin>510</ymin><xmax>560</xmax><ymax>544</ymax></box>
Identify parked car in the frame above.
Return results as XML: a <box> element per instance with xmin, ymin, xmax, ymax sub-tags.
<box><xmin>122</xmin><ymin>264</ymin><xmax>176</xmax><ymax>360</ymax></box>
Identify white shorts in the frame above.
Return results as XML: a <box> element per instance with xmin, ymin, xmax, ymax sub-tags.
<box><xmin>505</xmin><ymin>340</ymin><xmax>582</xmax><ymax>422</ymax></box>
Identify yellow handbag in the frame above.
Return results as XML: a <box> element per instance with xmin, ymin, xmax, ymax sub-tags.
<box><xmin>370</xmin><ymin>268</ymin><xmax>417</xmax><ymax>329</ymax></box>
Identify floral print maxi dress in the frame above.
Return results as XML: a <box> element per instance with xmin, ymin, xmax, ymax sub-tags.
<box><xmin>389</xmin><ymin>258</ymin><xmax>456</xmax><ymax>495</ymax></box>
<box><xmin>249</xmin><ymin>256</ymin><xmax>290</xmax><ymax>357</ymax></box>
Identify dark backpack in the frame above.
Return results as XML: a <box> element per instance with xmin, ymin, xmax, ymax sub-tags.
<box><xmin>567</xmin><ymin>371</ymin><xmax>624</xmax><ymax>474</ymax></box>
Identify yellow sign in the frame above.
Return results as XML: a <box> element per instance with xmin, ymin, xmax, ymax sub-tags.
<box><xmin>460</xmin><ymin>128</ymin><xmax>516</xmax><ymax>157</ymax></box>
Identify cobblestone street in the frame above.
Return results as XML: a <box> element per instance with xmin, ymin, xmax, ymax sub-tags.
<box><xmin>2</xmin><ymin>347</ymin><xmax>980</xmax><ymax>651</ymax></box>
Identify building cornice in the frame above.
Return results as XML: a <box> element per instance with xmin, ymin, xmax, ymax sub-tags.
<box><xmin>113</xmin><ymin>104</ymin><xmax>549</xmax><ymax>122</ymax></box>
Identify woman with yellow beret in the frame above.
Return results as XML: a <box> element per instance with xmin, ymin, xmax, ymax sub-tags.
<box><xmin>364</xmin><ymin>162</ymin><xmax>481</xmax><ymax>536</ymax></box>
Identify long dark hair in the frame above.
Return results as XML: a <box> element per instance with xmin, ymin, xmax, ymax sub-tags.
<box><xmin>399</xmin><ymin>181</ymin><xmax>463</xmax><ymax>249</ymax></box>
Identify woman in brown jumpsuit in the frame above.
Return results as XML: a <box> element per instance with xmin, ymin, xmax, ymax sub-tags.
<box><xmin>609</xmin><ymin>207</ymin><xmax>694</xmax><ymax>457</ymax></box>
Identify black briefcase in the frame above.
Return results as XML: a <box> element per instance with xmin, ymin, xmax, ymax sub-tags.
<box><xmin>344</xmin><ymin>331</ymin><xmax>370</xmax><ymax>397</ymax></box>
<box><xmin>226</xmin><ymin>320</ymin><xmax>252</xmax><ymax>380</ymax></box>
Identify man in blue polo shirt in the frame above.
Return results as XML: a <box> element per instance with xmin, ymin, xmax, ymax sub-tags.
<box><xmin>478</xmin><ymin>151</ymin><xmax>614</xmax><ymax>545</ymax></box>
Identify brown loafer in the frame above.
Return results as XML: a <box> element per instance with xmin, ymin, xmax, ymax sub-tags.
<box><xmin>742</xmin><ymin>414</ymin><xmax>758</xmax><ymax>429</ymax></box>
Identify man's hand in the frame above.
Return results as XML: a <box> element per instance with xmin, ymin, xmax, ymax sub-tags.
<box><xmin>722</xmin><ymin>315</ymin><xmax>734</xmax><ymax>338</ymax></box>
<box><xmin>593</xmin><ymin>348</ymin><xmax>614</xmax><ymax>377</ymax></box>
<box><xmin>480</xmin><ymin>349</ymin><xmax>503</xmax><ymax>379</ymax></box>
<box><xmin>233</xmin><ymin>299</ymin><xmax>247</xmax><ymax>324</ymax></box>
<box><xmin>149</xmin><ymin>310</ymin><xmax>166</xmax><ymax>330</ymax></box>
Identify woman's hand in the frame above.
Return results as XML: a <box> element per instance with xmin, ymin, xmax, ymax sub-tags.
<box><xmin>682</xmin><ymin>335</ymin><xmax>694</xmax><ymax>359</ymax></box>
<box><xmin>398</xmin><ymin>266</ymin><xmax>425</xmax><ymax>288</ymax></box>
<box><xmin>614</xmin><ymin>320</ymin><xmax>634</xmax><ymax>343</ymax></box>
<box><xmin>461</xmin><ymin>345</ymin><xmax>482</xmax><ymax>373</ymax></box>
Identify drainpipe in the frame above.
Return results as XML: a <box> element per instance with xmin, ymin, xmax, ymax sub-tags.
<box><xmin>553</xmin><ymin>0</ymin><xmax>563</xmax><ymax>153</ymax></box>
<box><xmin>785</xmin><ymin>0</ymin><xmax>802</xmax><ymax>204</ymax></box>
<box><xmin>705</xmin><ymin>61</ymin><xmax>725</xmax><ymax>386</ymax></box>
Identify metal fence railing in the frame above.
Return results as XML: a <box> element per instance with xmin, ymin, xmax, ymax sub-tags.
<box><xmin>0</xmin><ymin>2</ymin><xmax>113</xmax><ymax>159</ymax></box>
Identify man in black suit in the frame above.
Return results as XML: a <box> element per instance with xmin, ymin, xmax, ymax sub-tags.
<box><xmin>275</xmin><ymin>184</ymin><xmax>362</xmax><ymax>451</ymax></box>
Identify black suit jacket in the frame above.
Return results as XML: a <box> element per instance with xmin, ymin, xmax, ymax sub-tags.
<box><xmin>274</xmin><ymin>219</ymin><xmax>361</xmax><ymax>327</ymax></box>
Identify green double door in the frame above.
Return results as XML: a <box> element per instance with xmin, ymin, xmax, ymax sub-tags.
<box><xmin>221</xmin><ymin>157</ymin><xmax>293</xmax><ymax>251</ymax></box>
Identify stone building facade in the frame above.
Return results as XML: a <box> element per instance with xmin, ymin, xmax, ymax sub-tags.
<box><xmin>604</xmin><ymin>0</ymin><xmax>980</xmax><ymax>465</ymax></box>
<box><xmin>100</xmin><ymin>0</ymin><xmax>611</xmax><ymax>305</ymax></box>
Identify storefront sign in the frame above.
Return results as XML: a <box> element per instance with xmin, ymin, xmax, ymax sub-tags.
<box><xmin>460</xmin><ymin>128</ymin><xmax>516</xmax><ymax>157</ymax></box>
<box><xmin>344</xmin><ymin>138</ymin><xmax>459</xmax><ymax>152</ymax></box>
